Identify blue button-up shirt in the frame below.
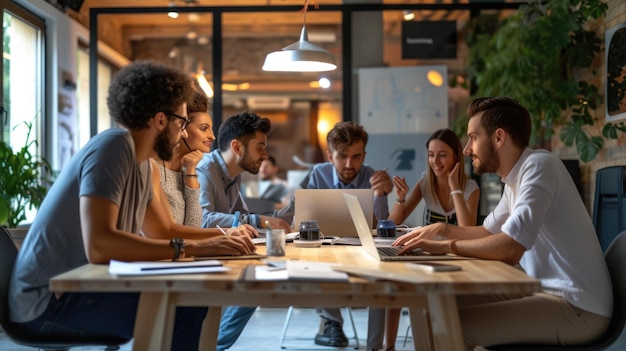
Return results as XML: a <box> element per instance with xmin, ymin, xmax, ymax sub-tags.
<box><xmin>306</xmin><ymin>162</ymin><xmax>389</xmax><ymax>222</ymax></box>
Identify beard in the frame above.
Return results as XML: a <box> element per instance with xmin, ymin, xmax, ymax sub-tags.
<box><xmin>472</xmin><ymin>140</ymin><xmax>499</xmax><ymax>175</ymax></box>
<box><xmin>239</xmin><ymin>148</ymin><xmax>261</xmax><ymax>174</ymax></box>
<box><xmin>338</xmin><ymin>167</ymin><xmax>357</xmax><ymax>184</ymax></box>
<box><xmin>154</xmin><ymin>128</ymin><xmax>176</xmax><ymax>161</ymax></box>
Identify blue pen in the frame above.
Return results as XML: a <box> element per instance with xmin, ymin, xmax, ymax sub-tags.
<box><xmin>232</xmin><ymin>211</ymin><xmax>240</xmax><ymax>227</ymax></box>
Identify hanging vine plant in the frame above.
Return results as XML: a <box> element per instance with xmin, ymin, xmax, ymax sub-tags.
<box><xmin>462</xmin><ymin>0</ymin><xmax>625</xmax><ymax>162</ymax></box>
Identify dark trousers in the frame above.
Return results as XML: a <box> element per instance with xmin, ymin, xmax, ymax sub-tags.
<box><xmin>17</xmin><ymin>292</ymin><xmax>207</xmax><ymax>351</ymax></box>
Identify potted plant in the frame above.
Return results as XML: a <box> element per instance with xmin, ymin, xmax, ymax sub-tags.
<box><xmin>460</xmin><ymin>0</ymin><xmax>625</xmax><ymax>162</ymax></box>
<box><xmin>0</xmin><ymin>122</ymin><xmax>52</xmax><ymax>245</ymax></box>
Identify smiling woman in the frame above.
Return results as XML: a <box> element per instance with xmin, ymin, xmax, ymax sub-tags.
<box><xmin>152</xmin><ymin>89</ymin><xmax>215</xmax><ymax>228</ymax></box>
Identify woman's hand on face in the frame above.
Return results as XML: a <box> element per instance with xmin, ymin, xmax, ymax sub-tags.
<box><xmin>226</xmin><ymin>224</ymin><xmax>259</xmax><ymax>238</ymax></box>
<box><xmin>448</xmin><ymin>162</ymin><xmax>461</xmax><ymax>191</ymax></box>
<box><xmin>392</xmin><ymin>176</ymin><xmax>409</xmax><ymax>199</ymax></box>
<box><xmin>180</xmin><ymin>149</ymin><xmax>204</xmax><ymax>171</ymax></box>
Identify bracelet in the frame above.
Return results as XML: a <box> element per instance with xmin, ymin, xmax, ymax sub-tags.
<box><xmin>396</xmin><ymin>199</ymin><xmax>406</xmax><ymax>204</ymax></box>
<box><xmin>185</xmin><ymin>174</ymin><xmax>198</xmax><ymax>178</ymax></box>
<box><xmin>449</xmin><ymin>239</ymin><xmax>459</xmax><ymax>255</ymax></box>
<box><xmin>450</xmin><ymin>189</ymin><xmax>463</xmax><ymax>196</ymax></box>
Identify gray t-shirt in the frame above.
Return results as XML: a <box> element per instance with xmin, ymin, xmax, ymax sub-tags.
<box><xmin>9</xmin><ymin>128</ymin><xmax>153</xmax><ymax>323</ymax></box>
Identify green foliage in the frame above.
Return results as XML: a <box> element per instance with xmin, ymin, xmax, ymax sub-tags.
<box><xmin>465</xmin><ymin>0</ymin><xmax>617</xmax><ymax>162</ymax></box>
<box><xmin>0</xmin><ymin>122</ymin><xmax>52</xmax><ymax>227</ymax></box>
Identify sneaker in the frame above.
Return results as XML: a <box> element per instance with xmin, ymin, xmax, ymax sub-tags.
<box><xmin>314</xmin><ymin>319</ymin><xmax>349</xmax><ymax>347</ymax></box>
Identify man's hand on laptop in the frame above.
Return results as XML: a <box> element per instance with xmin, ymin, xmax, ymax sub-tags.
<box><xmin>260</xmin><ymin>216</ymin><xmax>292</xmax><ymax>232</ymax></box>
<box><xmin>392</xmin><ymin>222</ymin><xmax>447</xmax><ymax>246</ymax></box>
<box><xmin>227</xmin><ymin>224</ymin><xmax>259</xmax><ymax>238</ymax></box>
<box><xmin>396</xmin><ymin>238</ymin><xmax>451</xmax><ymax>256</ymax></box>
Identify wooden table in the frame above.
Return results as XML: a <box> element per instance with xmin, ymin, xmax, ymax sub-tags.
<box><xmin>50</xmin><ymin>244</ymin><xmax>540</xmax><ymax>351</ymax></box>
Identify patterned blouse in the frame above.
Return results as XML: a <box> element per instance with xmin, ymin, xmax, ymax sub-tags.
<box><xmin>156</xmin><ymin>162</ymin><xmax>202</xmax><ymax>227</ymax></box>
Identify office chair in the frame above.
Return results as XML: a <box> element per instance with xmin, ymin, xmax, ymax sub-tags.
<box><xmin>0</xmin><ymin>226</ymin><xmax>130</xmax><ymax>350</ymax></box>
<box><xmin>278</xmin><ymin>307</ymin><xmax>360</xmax><ymax>349</ymax></box>
<box><xmin>486</xmin><ymin>230</ymin><xmax>626</xmax><ymax>350</ymax></box>
<box><xmin>592</xmin><ymin>166</ymin><xmax>626</xmax><ymax>252</ymax></box>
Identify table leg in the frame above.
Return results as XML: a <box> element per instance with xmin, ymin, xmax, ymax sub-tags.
<box><xmin>132</xmin><ymin>292</ymin><xmax>173</xmax><ymax>351</ymax></box>
<box><xmin>426</xmin><ymin>293</ymin><xmax>464</xmax><ymax>351</ymax></box>
<box><xmin>408</xmin><ymin>295</ymin><xmax>433</xmax><ymax>351</ymax></box>
<box><xmin>199</xmin><ymin>306</ymin><xmax>223</xmax><ymax>351</ymax></box>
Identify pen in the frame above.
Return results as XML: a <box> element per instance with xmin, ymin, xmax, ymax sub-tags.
<box><xmin>141</xmin><ymin>263</ymin><xmax>221</xmax><ymax>271</ymax></box>
<box><xmin>216</xmin><ymin>224</ymin><xmax>229</xmax><ymax>236</ymax></box>
<box><xmin>382</xmin><ymin>166</ymin><xmax>389</xmax><ymax>172</ymax></box>
<box><xmin>232</xmin><ymin>211</ymin><xmax>240</xmax><ymax>227</ymax></box>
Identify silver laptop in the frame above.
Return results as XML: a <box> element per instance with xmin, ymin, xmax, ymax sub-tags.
<box><xmin>343</xmin><ymin>193</ymin><xmax>470</xmax><ymax>261</ymax></box>
<box><xmin>294</xmin><ymin>189</ymin><xmax>374</xmax><ymax>237</ymax></box>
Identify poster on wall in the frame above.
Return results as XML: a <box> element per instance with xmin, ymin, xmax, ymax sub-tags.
<box><xmin>605</xmin><ymin>22</ymin><xmax>626</xmax><ymax>122</ymax></box>
<box><xmin>366</xmin><ymin>133</ymin><xmax>430</xmax><ymax>227</ymax></box>
<box><xmin>357</xmin><ymin>66</ymin><xmax>449</xmax><ymax>134</ymax></box>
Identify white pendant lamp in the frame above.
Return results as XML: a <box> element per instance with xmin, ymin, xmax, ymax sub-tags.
<box><xmin>262</xmin><ymin>22</ymin><xmax>337</xmax><ymax>72</ymax></box>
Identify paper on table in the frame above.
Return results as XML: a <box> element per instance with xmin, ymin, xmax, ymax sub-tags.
<box><xmin>286</xmin><ymin>260</ymin><xmax>348</xmax><ymax>281</ymax></box>
<box><xmin>109</xmin><ymin>259</ymin><xmax>228</xmax><ymax>276</ymax></box>
<box><xmin>252</xmin><ymin>260</ymin><xmax>349</xmax><ymax>282</ymax></box>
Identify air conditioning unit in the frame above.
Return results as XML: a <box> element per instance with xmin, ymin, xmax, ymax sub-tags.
<box><xmin>246</xmin><ymin>96</ymin><xmax>290</xmax><ymax>110</ymax></box>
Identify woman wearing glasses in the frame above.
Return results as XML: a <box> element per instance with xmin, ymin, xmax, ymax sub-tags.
<box><xmin>150</xmin><ymin>89</ymin><xmax>256</xmax><ymax>237</ymax></box>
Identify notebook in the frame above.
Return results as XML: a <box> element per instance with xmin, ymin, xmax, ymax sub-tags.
<box><xmin>294</xmin><ymin>189</ymin><xmax>374</xmax><ymax>237</ymax></box>
<box><xmin>343</xmin><ymin>193</ymin><xmax>471</xmax><ymax>261</ymax></box>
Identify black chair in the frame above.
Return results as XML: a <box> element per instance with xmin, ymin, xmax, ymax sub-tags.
<box><xmin>592</xmin><ymin>166</ymin><xmax>626</xmax><ymax>251</ymax></box>
<box><xmin>486</xmin><ymin>230</ymin><xmax>626</xmax><ymax>350</ymax></box>
<box><xmin>0</xmin><ymin>226</ymin><xmax>130</xmax><ymax>350</ymax></box>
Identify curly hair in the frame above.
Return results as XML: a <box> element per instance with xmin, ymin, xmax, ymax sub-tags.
<box><xmin>217</xmin><ymin>111</ymin><xmax>271</xmax><ymax>151</ymax></box>
<box><xmin>326</xmin><ymin>121</ymin><xmax>369</xmax><ymax>153</ymax></box>
<box><xmin>467</xmin><ymin>97</ymin><xmax>531</xmax><ymax>148</ymax></box>
<box><xmin>107</xmin><ymin>61</ymin><xmax>194</xmax><ymax>130</ymax></box>
<box><xmin>187</xmin><ymin>89</ymin><xmax>210</xmax><ymax>122</ymax></box>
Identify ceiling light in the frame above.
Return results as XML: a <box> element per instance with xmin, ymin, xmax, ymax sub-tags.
<box><xmin>403</xmin><ymin>10</ymin><xmax>415</xmax><ymax>21</ymax></box>
<box><xmin>188</xmin><ymin>12</ymin><xmax>200</xmax><ymax>22</ymax></box>
<box><xmin>222</xmin><ymin>83</ymin><xmax>238</xmax><ymax>91</ymax></box>
<box><xmin>427</xmin><ymin>70</ymin><xmax>444</xmax><ymax>87</ymax></box>
<box><xmin>262</xmin><ymin>8</ymin><xmax>336</xmax><ymax>73</ymax></box>
<box><xmin>167</xmin><ymin>2</ymin><xmax>178</xmax><ymax>18</ymax></box>
<box><xmin>318</xmin><ymin>77</ymin><xmax>331</xmax><ymax>89</ymax></box>
<box><xmin>195</xmin><ymin>73</ymin><xmax>213</xmax><ymax>98</ymax></box>
<box><xmin>186</xmin><ymin>31</ymin><xmax>198</xmax><ymax>40</ymax></box>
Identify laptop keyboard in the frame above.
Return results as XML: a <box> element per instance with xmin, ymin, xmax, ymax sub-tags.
<box><xmin>377</xmin><ymin>246</ymin><xmax>427</xmax><ymax>257</ymax></box>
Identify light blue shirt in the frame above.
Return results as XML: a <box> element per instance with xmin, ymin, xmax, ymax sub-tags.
<box><xmin>306</xmin><ymin>162</ymin><xmax>389</xmax><ymax>222</ymax></box>
<box><xmin>197</xmin><ymin>150</ymin><xmax>261</xmax><ymax>228</ymax></box>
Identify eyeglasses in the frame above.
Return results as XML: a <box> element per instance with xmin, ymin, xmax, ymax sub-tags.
<box><xmin>165</xmin><ymin>112</ymin><xmax>190</xmax><ymax>131</ymax></box>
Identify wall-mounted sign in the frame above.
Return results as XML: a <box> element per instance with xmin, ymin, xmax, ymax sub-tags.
<box><xmin>401</xmin><ymin>21</ymin><xmax>457</xmax><ymax>59</ymax></box>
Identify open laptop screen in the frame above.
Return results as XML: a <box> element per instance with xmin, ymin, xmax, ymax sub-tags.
<box><xmin>294</xmin><ymin>189</ymin><xmax>374</xmax><ymax>237</ymax></box>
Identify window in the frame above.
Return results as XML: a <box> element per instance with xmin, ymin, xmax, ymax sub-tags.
<box><xmin>1</xmin><ymin>4</ymin><xmax>44</xmax><ymax>148</ymax></box>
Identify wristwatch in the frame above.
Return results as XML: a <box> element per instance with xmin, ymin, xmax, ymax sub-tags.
<box><xmin>170</xmin><ymin>238</ymin><xmax>185</xmax><ymax>261</ymax></box>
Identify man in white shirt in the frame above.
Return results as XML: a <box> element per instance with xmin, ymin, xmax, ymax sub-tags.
<box><xmin>394</xmin><ymin>97</ymin><xmax>612</xmax><ymax>349</ymax></box>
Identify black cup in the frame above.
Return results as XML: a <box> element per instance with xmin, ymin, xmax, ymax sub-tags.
<box><xmin>377</xmin><ymin>220</ymin><xmax>396</xmax><ymax>238</ymax></box>
<box><xmin>299</xmin><ymin>220</ymin><xmax>321</xmax><ymax>241</ymax></box>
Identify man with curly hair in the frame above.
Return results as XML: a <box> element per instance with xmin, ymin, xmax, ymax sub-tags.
<box><xmin>8</xmin><ymin>61</ymin><xmax>256</xmax><ymax>351</ymax></box>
